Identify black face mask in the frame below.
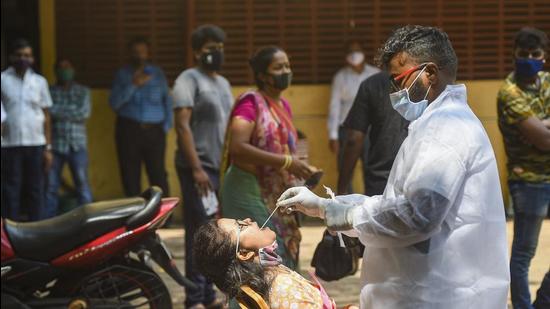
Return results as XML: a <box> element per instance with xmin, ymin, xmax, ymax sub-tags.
<box><xmin>200</xmin><ymin>49</ymin><xmax>224</xmax><ymax>71</ymax></box>
<box><xmin>13</xmin><ymin>59</ymin><xmax>32</xmax><ymax>71</ymax></box>
<box><xmin>270</xmin><ymin>72</ymin><xmax>292</xmax><ymax>90</ymax></box>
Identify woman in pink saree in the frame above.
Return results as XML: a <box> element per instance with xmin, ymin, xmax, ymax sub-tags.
<box><xmin>220</xmin><ymin>46</ymin><xmax>316</xmax><ymax>269</ymax></box>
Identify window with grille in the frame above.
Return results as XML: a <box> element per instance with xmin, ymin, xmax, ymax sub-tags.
<box><xmin>55</xmin><ymin>0</ymin><xmax>186</xmax><ymax>88</ymax></box>
<box><xmin>56</xmin><ymin>0</ymin><xmax>550</xmax><ymax>87</ymax></box>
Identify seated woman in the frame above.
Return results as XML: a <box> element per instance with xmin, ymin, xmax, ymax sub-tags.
<box><xmin>193</xmin><ymin>218</ymin><xmax>334</xmax><ymax>308</ymax></box>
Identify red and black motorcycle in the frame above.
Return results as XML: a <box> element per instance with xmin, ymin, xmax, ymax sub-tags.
<box><xmin>1</xmin><ymin>187</ymin><xmax>195</xmax><ymax>309</ymax></box>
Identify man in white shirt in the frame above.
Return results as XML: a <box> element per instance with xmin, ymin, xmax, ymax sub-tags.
<box><xmin>1</xmin><ymin>39</ymin><xmax>53</xmax><ymax>221</ymax></box>
<box><xmin>327</xmin><ymin>40</ymin><xmax>379</xmax><ymax>193</ymax></box>
<box><xmin>1</xmin><ymin>101</ymin><xmax>6</xmax><ymax>129</ymax></box>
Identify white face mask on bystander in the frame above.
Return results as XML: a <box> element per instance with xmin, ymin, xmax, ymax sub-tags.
<box><xmin>346</xmin><ymin>51</ymin><xmax>365</xmax><ymax>66</ymax></box>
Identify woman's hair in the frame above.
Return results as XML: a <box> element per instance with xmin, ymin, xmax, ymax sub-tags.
<box><xmin>193</xmin><ymin>220</ymin><xmax>272</xmax><ymax>300</ymax></box>
<box><xmin>249</xmin><ymin>46</ymin><xmax>284</xmax><ymax>90</ymax></box>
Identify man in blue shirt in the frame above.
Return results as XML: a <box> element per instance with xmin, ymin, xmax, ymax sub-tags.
<box><xmin>109</xmin><ymin>37</ymin><xmax>172</xmax><ymax>197</ymax></box>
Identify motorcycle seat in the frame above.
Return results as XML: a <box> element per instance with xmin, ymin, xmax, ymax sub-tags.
<box><xmin>3</xmin><ymin>190</ymin><xmax>159</xmax><ymax>262</ymax></box>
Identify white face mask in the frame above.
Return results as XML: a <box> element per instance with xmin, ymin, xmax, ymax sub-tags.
<box><xmin>389</xmin><ymin>66</ymin><xmax>431</xmax><ymax>121</ymax></box>
<box><xmin>346</xmin><ymin>51</ymin><xmax>365</xmax><ymax>66</ymax></box>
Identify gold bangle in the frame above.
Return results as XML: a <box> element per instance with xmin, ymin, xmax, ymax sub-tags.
<box><xmin>286</xmin><ymin>155</ymin><xmax>293</xmax><ymax>169</ymax></box>
<box><xmin>281</xmin><ymin>155</ymin><xmax>289</xmax><ymax>170</ymax></box>
<box><xmin>281</xmin><ymin>154</ymin><xmax>292</xmax><ymax>170</ymax></box>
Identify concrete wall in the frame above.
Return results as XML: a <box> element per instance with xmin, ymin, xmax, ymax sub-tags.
<box><xmin>83</xmin><ymin>85</ymin><xmax>360</xmax><ymax>203</ymax></box>
<box><xmin>78</xmin><ymin>82</ymin><xmax>508</xmax><ymax>221</ymax></box>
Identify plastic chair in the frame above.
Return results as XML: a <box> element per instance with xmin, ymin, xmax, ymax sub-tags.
<box><xmin>237</xmin><ymin>285</ymin><xmax>269</xmax><ymax>309</ymax></box>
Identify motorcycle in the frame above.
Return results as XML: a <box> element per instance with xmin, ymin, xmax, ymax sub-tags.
<box><xmin>1</xmin><ymin>187</ymin><xmax>195</xmax><ymax>309</ymax></box>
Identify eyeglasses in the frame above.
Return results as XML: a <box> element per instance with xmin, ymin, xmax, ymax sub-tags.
<box><xmin>390</xmin><ymin>63</ymin><xmax>429</xmax><ymax>92</ymax></box>
<box><xmin>234</xmin><ymin>220</ymin><xmax>250</xmax><ymax>256</ymax></box>
<box><xmin>515</xmin><ymin>48</ymin><xmax>545</xmax><ymax>60</ymax></box>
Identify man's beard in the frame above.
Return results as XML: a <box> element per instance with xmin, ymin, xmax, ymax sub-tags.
<box><xmin>408</xmin><ymin>79</ymin><xmax>429</xmax><ymax>102</ymax></box>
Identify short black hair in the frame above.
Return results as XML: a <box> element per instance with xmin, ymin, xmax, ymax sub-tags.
<box><xmin>345</xmin><ymin>39</ymin><xmax>364</xmax><ymax>51</ymax></box>
<box><xmin>191</xmin><ymin>24</ymin><xmax>226</xmax><ymax>51</ymax></box>
<box><xmin>10</xmin><ymin>38</ymin><xmax>32</xmax><ymax>54</ymax></box>
<box><xmin>54</xmin><ymin>57</ymin><xmax>72</xmax><ymax>69</ymax></box>
<box><xmin>514</xmin><ymin>27</ymin><xmax>549</xmax><ymax>51</ymax></box>
<box><xmin>249</xmin><ymin>46</ymin><xmax>284</xmax><ymax>89</ymax></box>
<box><xmin>377</xmin><ymin>25</ymin><xmax>458</xmax><ymax>77</ymax></box>
<box><xmin>127</xmin><ymin>36</ymin><xmax>150</xmax><ymax>49</ymax></box>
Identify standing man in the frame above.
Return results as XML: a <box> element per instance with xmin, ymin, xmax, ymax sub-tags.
<box><xmin>278</xmin><ymin>25</ymin><xmax>510</xmax><ymax>308</ymax></box>
<box><xmin>172</xmin><ymin>24</ymin><xmax>232</xmax><ymax>309</ymax></box>
<box><xmin>1</xmin><ymin>39</ymin><xmax>53</xmax><ymax>221</ymax></box>
<box><xmin>327</xmin><ymin>40</ymin><xmax>379</xmax><ymax>193</ymax></box>
<box><xmin>109</xmin><ymin>37</ymin><xmax>171</xmax><ymax>197</ymax></box>
<box><xmin>337</xmin><ymin>71</ymin><xmax>408</xmax><ymax>196</ymax></box>
<box><xmin>46</xmin><ymin>58</ymin><xmax>93</xmax><ymax>217</ymax></box>
<box><xmin>1</xmin><ymin>101</ymin><xmax>6</xmax><ymax>133</ymax></box>
<box><xmin>497</xmin><ymin>27</ymin><xmax>550</xmax><ymax>309</ymax></box>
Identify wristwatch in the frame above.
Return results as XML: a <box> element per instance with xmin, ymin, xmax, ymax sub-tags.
<box><xmin>45</xmin><ymin>144</ymin><xmax>52</xmax><ymax>151</ymax></box>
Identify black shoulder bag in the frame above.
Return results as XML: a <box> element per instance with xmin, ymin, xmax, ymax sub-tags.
<box><xmin>310</xmin><ymin>229</ymin><xmax>362</xmax><ymax>281</ymax></box>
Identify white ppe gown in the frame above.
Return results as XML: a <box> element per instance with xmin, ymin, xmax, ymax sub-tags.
<box><xmin>342</xmin><ymin>84</ymin><xmax>509</xmax><ymax>309</ymax></box>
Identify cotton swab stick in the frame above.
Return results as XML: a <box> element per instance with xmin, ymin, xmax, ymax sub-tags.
<box><xmin>261</xmin><ymin>204</ymin><xmax>281</xmax><ymax>229</ymax></box>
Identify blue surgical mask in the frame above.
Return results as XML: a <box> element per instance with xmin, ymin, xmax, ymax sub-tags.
<box><xmin>389</xmin><ymin>67</ymin><xmax>431</xmax><ymax>121</ymax></box>
<box><xmin>515</xmin><ymin>58</ymin><xmax>544</xmax><ymax>78</ymax></box>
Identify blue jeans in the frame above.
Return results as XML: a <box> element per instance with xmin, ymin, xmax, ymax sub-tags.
<box><xmin>1</xmin><ymin>146</ymin><xmax>46</xmax><ymax>221</ymax></box>
<box><xmin>46</xmin><ymin>149</ymin><xmax>93</xmax><ymax>218</ymax></box>
<box><xmin>509</xmin><ymin>181</ymin><xmax>550</xmax><ymax>309</ymax></box>
<box><xmin>176</xmin><ymin>165</ymin><xmax>219</xmax><ymax>307</ymax></box>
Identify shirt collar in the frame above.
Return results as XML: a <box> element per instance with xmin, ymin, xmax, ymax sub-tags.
<box><xmin>345</xmin><ymin>64</ymin><xmax>373</xmax><ymax>77</ymax></box>
<box><xmin>410</xmin><ymin>84</ymin><xmax>467</xmax><ymax>127</ymax></box>
<box><xmin>51</xmin><ymin>82</ymin><xmax>79</xmax><ymax>91</ymax></box>
<box><xmin>125</xmin><ymin>62</ymin><xmax>153</xmax><ymax>71</ymax></box>
<box><xmin>507</xmin><ymin>71</ymin><xmax>548</xmax><ymax>94</ymax></box>
<box><xmin>6</xmin><ymin>66</ymin><xmax>35</xmax><ymax>79</ymax></box>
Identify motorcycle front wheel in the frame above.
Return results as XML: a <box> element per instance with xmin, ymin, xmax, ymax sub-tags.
<box><xmin>72</xmin><ymin>260</ymin><xmax>173</xmax><ymax>309</ymax></box>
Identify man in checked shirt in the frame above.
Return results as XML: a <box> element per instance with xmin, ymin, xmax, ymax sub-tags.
<box><xmin>46</xmin><ymin>58</ymin><xmax>93</xmax><ymax>217</ymax></box>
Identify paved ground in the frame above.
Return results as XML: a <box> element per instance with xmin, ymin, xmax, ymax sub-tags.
<box><xmin>156</xmin><ymin>220</ymin><xmax>550</xmax><ymax>308</ymax></box>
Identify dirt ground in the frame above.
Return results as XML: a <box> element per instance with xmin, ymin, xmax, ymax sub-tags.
<box><xmin>157</xmin><ymin>219</ymin><xmax>550</xmax><ymax>308</ymax></box>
